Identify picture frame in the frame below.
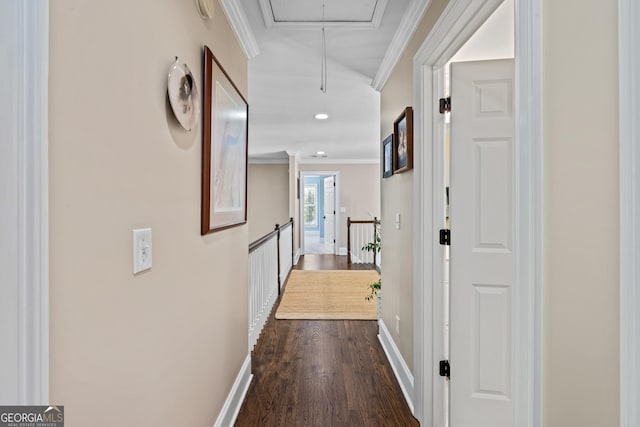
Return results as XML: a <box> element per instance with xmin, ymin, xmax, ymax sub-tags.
<box><xmin>393</xmin><ymin>107</ymin><xmax>413</xmax><ymax>173</ymax></box>
<box><xmin>382</xmin><ymin>134</ymin><xmax>394</xmax><ymax>178</ymax></box>
<box><xmin>201</xmin><ymin>46</ymin><xmax>249</xmax><ymax>235</ymax></box>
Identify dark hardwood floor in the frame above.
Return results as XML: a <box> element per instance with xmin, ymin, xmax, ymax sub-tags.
<box><xmin>235</xmin><ymin>254</ymin><xmax>417</xmax><ymax>426</ymax></box>
<box><xmin>294</xmin><ymin>254</ymin><xmax>375</xmax><ymax>271</ymax></box>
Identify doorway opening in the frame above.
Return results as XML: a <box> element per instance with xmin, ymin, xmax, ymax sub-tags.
<box><xmin>411</xmin><ymin>0</ymin><xmax>543</xmax><ymax>425</ymax></box>
<box><xmin>300</xmin><ymin>172</ymin><xmax>339</xmax><ymax>255</ymax></box>
<box><xmin>440</xmin><ymin>1</ymin><xmax>514</xmax><ymax>425</ymax></box>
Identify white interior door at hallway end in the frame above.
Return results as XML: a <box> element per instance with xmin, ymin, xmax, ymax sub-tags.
<box><xmin>449</xmin><ymin>58</ymin><xmax>515</xmax><ymax>427</ymax></box>
<box><xmin>323</xmin><ymin>176</ymin><xmax>335</xmax><ymax>254</ymax></box>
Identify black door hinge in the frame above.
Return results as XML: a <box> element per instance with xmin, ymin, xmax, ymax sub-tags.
<box><xmin>439</xmin><ymin>97</ymin><xmax>451</xmax><ymax>114</ymax></box>
<box><xmin>439</xmin><ymin>229</ymin><xmax>451</xmax><ymax>246</ymax></box>
<box><xmin>439</xmin><ymin>360</ymin><xmax>450</xmax><ymax>378</ymax></box>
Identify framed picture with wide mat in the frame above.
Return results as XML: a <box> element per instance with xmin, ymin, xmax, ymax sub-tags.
<box><xmin>201</xmin><ymin>45</ymin><xmax>249</xmax><ymax>235</ymax></box>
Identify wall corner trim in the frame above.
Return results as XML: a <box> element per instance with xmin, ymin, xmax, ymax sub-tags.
<box><xmin>213</xmin><ymin>355</ymin><xmax>253</xmax><ymax>427</ymax></box>
<box><xmin>619</xmin><ymin>0</ymin><xmax>640</xmax><ymax>425</ymax></box>
<box><xmin>371</xmin><ymin>0</ymin><xmax>432</xmax><ymax>91</ymax></box>
<box><xmin>11</xmin><ymin>0</ymin><xmax>50</xmax><ymax>405</ymax></box>
<box><xmin>378</xmin><ymin>319</ymin><xmax>414</xmax><ymax>414</ymax></box>
<box><xmin>219</xmin><ymin>0</ymin><xmax>260</xmax><ymax>59</ymax></box>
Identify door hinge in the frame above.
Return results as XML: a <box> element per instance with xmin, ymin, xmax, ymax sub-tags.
<box><xmin>333</xmin><ymin>210</ymin><xmax>336</xmax><ymax>215</ymax></box>
<box><xmin>439</xmin><ymin>229</ymin><xmax>451</xmax><ymax>246</ymax></box>
<box><xmin>439</xmin><ymin>360</ymin><xmax>450</xmax><ymax>378</ymax></box>
<box><xmin>439</xmin><ymin>97</ymin><xmax>451</xmax><ymax>114</ymax></box>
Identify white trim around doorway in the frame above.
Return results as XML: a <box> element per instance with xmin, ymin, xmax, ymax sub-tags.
<box><xmin>5</xmin><ymin>0</ymin><xmax>50</xmax><ymax>405</ymax></box>
<box><xmin>619</xmin><ymin>0</ymin><xmax>640</xmax><ymax>425</ymax></box>
<box><xmin>299</xmin><ymin>171</ymin><xmax>341</xmax><ymax>256</ymax></box>
<box><xmin>412</xmin><ymin>0</ymin><xmax>543</xmax><ymax>425</ymax></box>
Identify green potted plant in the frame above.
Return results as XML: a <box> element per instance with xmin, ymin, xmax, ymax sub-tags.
<box><xmin>363</xmin><ymin>223</ymin><xmax>382</xmax><ymax>318</ymax></box>
<box><xmin>365</xmin><ymin>278</ymin><xmax>381</xmax><ymax>301</ymax></box>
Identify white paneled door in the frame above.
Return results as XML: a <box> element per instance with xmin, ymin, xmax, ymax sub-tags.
<box><xmin>323</xmin><ymin>176</ymin><xmax>335</xmax><ymax>254</ymax></box>
<box><xmin>449</xmin><ymin>59</ymin><xmax>515</xmax><ymax>426</ymax></box>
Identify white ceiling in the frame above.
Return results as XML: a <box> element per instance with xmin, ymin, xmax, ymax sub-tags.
<box><xmin>240</xmin><ymin>0</ymin><xmax>412</xmax><ymax>162</ymax></box>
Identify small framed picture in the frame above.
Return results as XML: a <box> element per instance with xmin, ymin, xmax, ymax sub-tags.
<box><xmin>382</xmin><ymin>134</ymin><xmax>394</xmax><ymax>178</ymax></box>
<box><xmin>393</xmin><ymin>107</ymin><xmax>413</xmax><ymax>173</ymax></box>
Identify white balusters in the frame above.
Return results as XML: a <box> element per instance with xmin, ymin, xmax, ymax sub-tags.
<box><xmin>248</xmin><ymin>221</ymin><xmax>294</xmax><ymax>351</ymax></box>
<box><xmin>248</xmin><ymin>235</ymin><xmax>278</xmax><ymax>351</ymax></box>
<box><xmin>279</xmin><ymin>225</ymin><xmax>293</xmax><ymax>286</ymax></box>
<box><xmin>348</xmin><ymin>219</ymin><xmax>380</xmax><ymax>265</ymax></box>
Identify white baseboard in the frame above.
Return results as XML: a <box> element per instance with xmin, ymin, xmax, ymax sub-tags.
<box><xmin>213</xmin><ymin>355</ymin><xmax>253</xmax><ymax>427</ymax></box>
<box><xmin>338</xmin><ymin>247</ymin><xmax>347</xmax><ymax>255</ymax></box>
<box><xmin>378</xmin><ymin>319</ymin><xmax>414</xmax><ymax>414</ymax></box>
<box><xmin>294</xmin><ymin>249</ymin><xmax>301</xmax><ymax>265</ymax></box>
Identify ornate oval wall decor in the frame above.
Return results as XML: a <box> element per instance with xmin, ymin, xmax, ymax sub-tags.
<box><xmin>167</xmin><ymin>58</ymin><xmax>200</xmax><ymax>131</ymax></box>
<box><xmin>197</xmin><ymin>0</ymin><xmax>215</xmax><ymax>19</ymax></box>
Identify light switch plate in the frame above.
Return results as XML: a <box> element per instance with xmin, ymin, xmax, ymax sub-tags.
<box><xmin>395</xmin><ymin>213</ymin><xmax>401</xmax><ymax>229</ymax></box>
<box><xmin>133</xmin><ymin>228</ymin><xmax>152</xmax><ymax>274</ymax></box>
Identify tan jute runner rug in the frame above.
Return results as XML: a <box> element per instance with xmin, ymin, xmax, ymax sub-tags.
<box><xmin>275</xmin><ymin>270</ymin><xmax>380</xmax><ymax>320</ymax></box>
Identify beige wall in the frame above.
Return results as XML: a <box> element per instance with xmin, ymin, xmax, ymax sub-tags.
<box><xmin>248</xmin><ymin>163</ymin><xmax>290</xmax><ymax>242</ymax></box>
<box><xmin>299</xmin><ymin>163</ymin><xmax>381</xmax><ymax>251</ymax></box>
<box><xmin>49</xmin><ymin>1</ymin><xmax>248</xmax><ymax>426</ymax></box>
<box><xmin>543</xmin><ymin>0</ymin><xmax>619</xmax><ymax>425</ymax></box>
<box><xmin>379</xmin><ymin>0</ymin><xmax>448</xmax><ymax>372</ymax></box>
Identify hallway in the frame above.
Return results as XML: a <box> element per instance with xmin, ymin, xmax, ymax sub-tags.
<box><xmin>235</xmin><ymin>255</ymin><xmax>416</xmax><ymax>426</ymax></box>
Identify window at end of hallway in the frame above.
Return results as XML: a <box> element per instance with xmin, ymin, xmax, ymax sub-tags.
<box><xmin>304</xmin><ymin>185</ymin><xmax>317</xmax><ymax>226</ymax></box>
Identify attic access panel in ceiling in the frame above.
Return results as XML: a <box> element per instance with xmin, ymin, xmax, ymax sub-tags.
<box><xmin>259</xmin><ymin>0</ymin><xmax>388</xmax><ymax>28</ymax></box>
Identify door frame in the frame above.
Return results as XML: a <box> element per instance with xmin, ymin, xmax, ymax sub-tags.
<box><xmin>1</xmin><ymin>0</ymin><xmax>49</xmax><ymax>404</ymax></box>
<box><xmin>412</xmin><ymin>0</ymin><xmax>543</xmax><ymax>425</ymax></box>
<box><xmin>619</xmin><ymin>0</ymin><xmax>640</xmax><ymax>425</ymax></box>
<box><xmin>299</xmin><ymin>171</ymin><xmax>340</xmax><ymax>255</ymax></box>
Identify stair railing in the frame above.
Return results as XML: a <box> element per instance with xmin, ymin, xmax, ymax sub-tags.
<box><xmin>248</xmin><ymin>218</ymin><xmax>294</xmax><ymax>350</ymax></box>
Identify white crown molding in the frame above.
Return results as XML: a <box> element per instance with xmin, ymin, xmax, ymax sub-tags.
<box><xmin>259</xmin><ymin>0</ymin><xmax>388</xmax><ymax>30</ymax></box>
<box><xmin>258</xmin><ymin>0</ymin><xmax>274</xmax><ymax>28</ymax></box>
<box><xmin>371</xmin><ymin>0</ymin><xmax>389</xmax><ymax>28</ymax></box>
<box><xmin>299</xmin><ymin>158</ymin><xmax>380</xmax><ymax>165</ymax></box>
<box><xmin>248</xmin><ymin>158</ymin><xmax>289</xmax><ymax>165</ymax></box>
<box><xmin>371</xmin><ymin>0</ymin><xmax>432</xmax><ymax>91</ymax></box>
<box><xmin>219</xmin><ymin>0</ymin><xmax>260</xmax><ymax>59</ymax></box>
<box><xmin>285</xmin><ymin>150</ymin><xmax>301</xmax><ymax>161</ymax></box>
<box><xmin>619</xmin><ymin>0</ymin><xmax>640</xmax><ymax>426</ymax></box>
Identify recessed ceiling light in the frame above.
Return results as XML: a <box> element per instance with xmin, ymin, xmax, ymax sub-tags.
<box><xmin>316</xmin><ymin>151</ymin><xmax>325</xmax><ymax>155</ymax></box>
<box><xmin>314</xmin><ymin>113</ymin><xmax>329</xmax><ymax>120</ymax></box>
